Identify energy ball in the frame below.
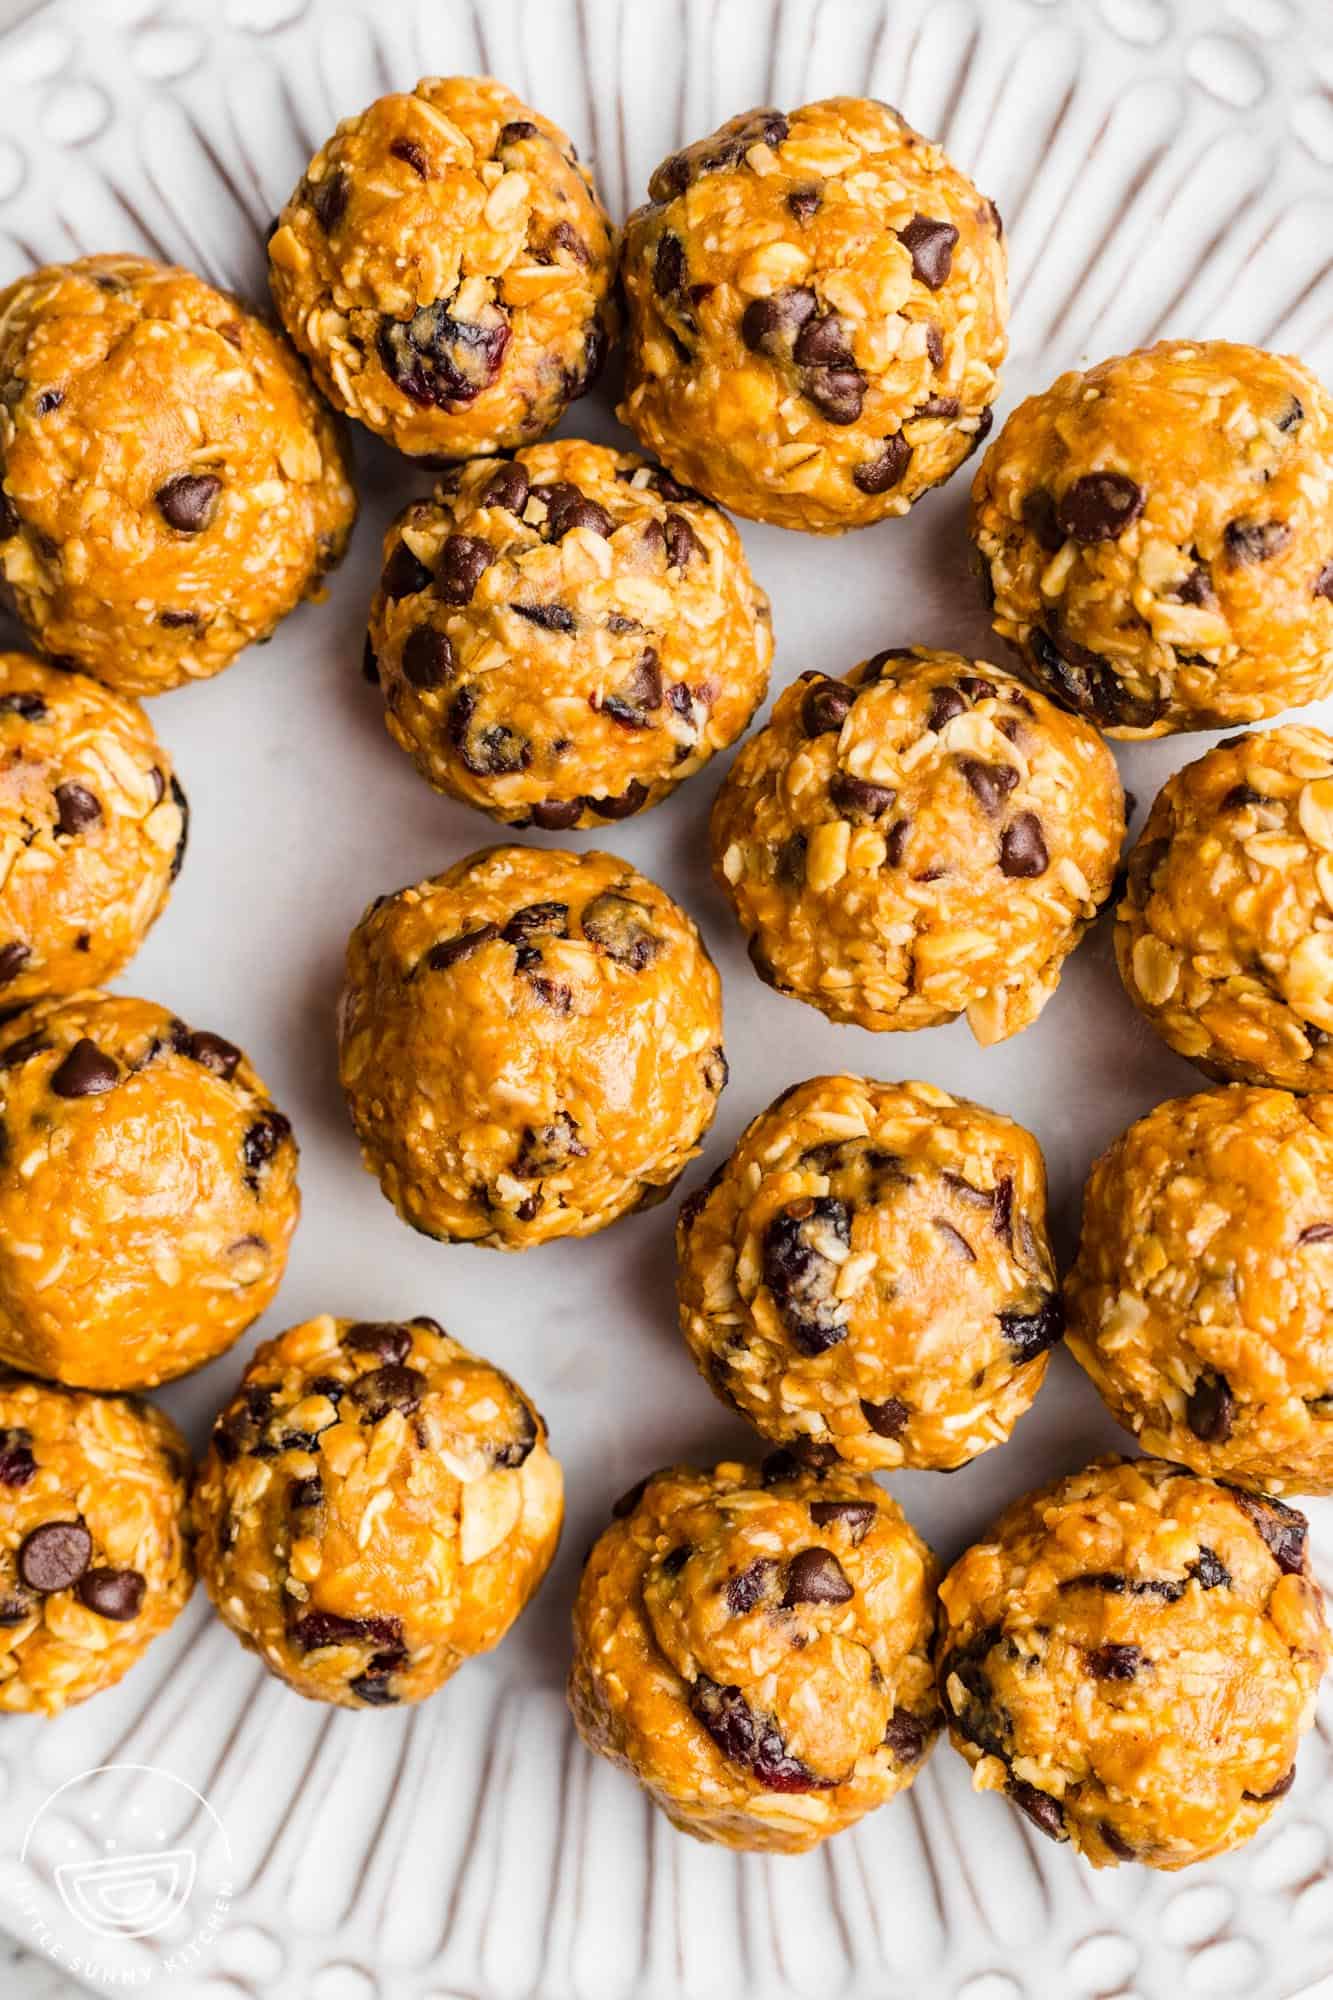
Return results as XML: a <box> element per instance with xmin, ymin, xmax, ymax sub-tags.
<box><xmin>369</xmin><ymin>440</ymin><xmax>772</xmax><ymax>828</ymax></box>
<box><xmin>0</xmin><ymin>254</ymin><xmax>355</xmax><ymax>696</ymax></box>
<box><xmin>268</xmin><ymin>77</ymin><xmax>617</xmax><ymax>461</ymax></box>
<box><xmin>711</xmin><ymin>645</ymin><xmax>1124</xmax><ymax>1041</ymax></box>
<box><xmin>971</xmin><ymin>340</ymin><xmax>1333</xmax><ymax>736</ymax></box>
<box><xmin>619</xmin><ymin>97</ymin><xmax>1006</xmax><ymax>532</ymax></box>
<box><xmin>1116</xmin><ymin>725</ymin><xmax>1333</xmax><ymax>1091</ymax></box>
<box><xmin>0</xmin><ymin>994</ymin><xmax>298</xmax><ymax>1390</ymax></box>
<box><xmin>0</xmin><ymin>654</ymin><xmax>187</xmax><ymax>1005</ymax></box>
<box><xmin>1066</xmin><ymin>1086</ymin><xmax>1333</xmax><ymax>1495</ymax></box>
<box><xmin>937</xmin><ymin>1455</ymin><xmax>1329</xmax><ymax>1869</ymax></box>
<box><xmin>338</xmin><ymin>846</ymin><xmax>725</xmax><ymax>1247</ymax></box>
<box><xmin>0</xmin><ymin>1376</ymin><xmax>192</xmax><ymax>1716</ymax></box>
<box><xmin>194</xmin><ymin>1314</ymin><xmax>562</xmax><ymax>1708</ymax></box>
<box><xmin>678</xmin><ymin>1075</ymin><xmax>1061</xmax><ymax>1471</ymax></box>
<box><xmin>568</xmin><ymin>1454</ymin><xmax>939</xmax><ymax>1851</ymax></box>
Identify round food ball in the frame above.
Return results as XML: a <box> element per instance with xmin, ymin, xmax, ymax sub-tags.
<box><xmin>194</xmin><ymin>1313</ymin><xmax>562</xmax><ymax>1708</ymax></box>
<box><xmin>678</xmin><ymin>1075</ymin><xmax>1061</xmax><ymax>1471</ymax></box>
<box><xmin>937</xmin><ymin>1455</ymin><xmax>1329</xmax><ymax>1868</ymax></box>
<box><xmin>971</xmin><ymin>340</ymin><xmax>1333</xmax><ymax>736</ymax></box>
<box><xmin>0</xmin><ymin>994</ymin><xmax>298</xmax><ymax>1389</ymax></box>
<box><xmin>568</xmin><ymin>1454</ymin><xmax>939</xmax><ymax>1851</ymax></box>
<box><xmin>0</xmin><ymin>254</ymin><xmax>355</xmax><ymax>696</ymax></box>
<box><xmin>0</xmin><ymin>655</ymin><xmax>188</xmax><ymax>1006</ymax></box>
<box><xmin>710</xmin><ymin>645</ymin><xmax>1124</xmax><ymax>1041</ymax></box>
<box><xmin>0</xmin><ymin>1376</ymin><xmax>192</xmax><ymax>1716</ymax></box>
<box><xmin>1065</xmin><ymin>1086</ymin><xmax>1333</xmax><ymax>1495</ymax></box>
<box><xmin>369</xmin><ymin>440</ymin><xmax>773</xmax><ymax>828</ymax></box>
<box><xmin>339</xmin><ymin>846</ymin><xmax>725</xmax><ymax>1247</ymax></box>
<box><xmin>268</xmin><ymin>77</ymin><xmax>617</xmax><ymax>461</ymax></box>
<box><xmin>1116</xmin><ymin>725</ymin><xmax>1333</xmax><ymax>1090</ymax></box>
<box><xmin>620</xmin><ymin>97</ymin><xmax>1005</xmax><ymax>533</ymax></box>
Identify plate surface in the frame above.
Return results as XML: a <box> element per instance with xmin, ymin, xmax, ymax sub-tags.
<box><xmin>2</xmin><ymin>1</ymin><xmax>1333</xmax><ymax>1996</ymax></box>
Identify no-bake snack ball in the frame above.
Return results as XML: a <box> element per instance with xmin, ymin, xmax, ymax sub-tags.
<box><xmin>1116</xmin><ymin>726</ymin><xmax>1333</xmax><ymax>1091</ymax></box>
<box><xmin>619</xmin><ymin>97</ymin><xmax>1006</xmax><ymax>533</ymax></box>
<box><xmin>0</xmin><ymin>994</ymin><xmax>298</xmax><ymax>1390</ymax></box>
<box><xmin>1065</xmin><ymin>1087</ymin><xmax>1333</xmax><ymax>1496</ymax></box>
<box><xmin>338</xmin><ymin>846</ymin><xmax>725</xmax><ymax>1247</ymax></box>
<box><xmin>194</xmin><ymin>1314</ymin><xmax>562</xmax><ymax>1708</ymax></box>
<box><xmin>568</xmin><ymin>1455</ymin><xmax>939</xmax><ymax>1851</ymax></box>
<box><xmin>971</xmin><ymin>340</ymin><xmax>1333</xmax><ymax>736</ymax></box>
<box><xmin>937</xmin><ymin>1456</ymin><xmax>1329</xmax><ymax>1869</ymax></box>
<box><xmin>0</xmin><ymin>1376</ymin><xmax>192</xmax><ymax>1716</ymax></box>
<box><xmin>711</xmin><ymin>646</ymin><xmax>1124</xmax><ymax>1041</ymax></box>
<box><xmin>268</xmin><ymin>77</ymin><xmax>616</xmax><ymax>461</ymax></box>
<box><xmin>678</xmin><ymin>1076</ymin><xmax>1061</xmax><ymax>1471</ymax></box>
<box><xmin>0</xmin><ymin>254</ymin><xmax>355</xmax><ymax>695</ymax></box>
<box><xmin>369</xmin><ymin>440</ymin><xmax>772</xmax><ymax>828</ymax></box>
<box><xmin>0</xmin><ymin>655</ymin><xmax>187</xmax><ymax>1005</ymax></box>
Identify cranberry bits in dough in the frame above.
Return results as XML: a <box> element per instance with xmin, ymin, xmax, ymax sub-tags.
<box><xmin>568</xmin><ymin>1456</ymin><xmax>939</xmax><ymax>1851</ymax></box>
<box><xmin>369</xmin><ymin>440</ymin><xmax>772</xmax><ymax>828</ymax></box>
<box><xmin>619</xmin><ymin>97</ymin><xmax>1006</xmax><ymax>533</ymax></box>
<box><xmin>0</xmin><ymin>254</ymin><xmax>355</xmax><ymax>695</ymax></box>
<box><xmin>268</xmin><ymin>77</ymin><xmax>617</xmax><ymax>460</ymax></box>
<box><xmin>710</xmin><ymin>646</ymin><xmax>1124</xmax><ymax>1041</ymax></box>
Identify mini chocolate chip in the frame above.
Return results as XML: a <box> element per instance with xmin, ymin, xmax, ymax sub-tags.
<box><xmin>1187</xmin><ymin>1371</ymin><xmax>1234</xmax><ymax>1443</ymax></box>
<box><xmin>448</xmin><ymin>687</ymin><xmax>530</xmax><ymax>777</ymax></box>
<box><xmin>853</xmin><ymin>434</ymin><xmax>912</xmax><ymax>494</ymax></box>
<box><xmin>532</xmin><ymin>482</ymin><xmax>614</xmax><ymax>540</ymax></box>
<box><xmin>34</xmin><ymin>389</ymin><xmax>63</xmax><ymax>416</ymax></box>
<box><xmin>0</xmin><ymin>942</ymin><xmax>30</xmax><ymax>985</ymax></box>
<box><xmin>760</xmin><ymin>1440</ymin><xmax>839</xmax><ymax>1485</ymax></box>
<box><xmin>0</xmin><ymin>1593</ymin><xmax>32</xmax><ymax>1626</ymax></box>
<box><xmin>585</xmin><ymin>779</ymin><xmax>648</xmax><ymax>819</ymax></box>
<box><xmin>927</xmin><ymin>684</ymin><xmax>967</xmax><ymax>731</ymax></box>
<box><xmin>601</xmin><ymin>649</ymin><xmax>663</xmax><ymax>728</ymax></box>
<box><xmin>829</xmin><ymin>772</ymin><xmax>896</xmax><ymax>821</ymax></box>
<box><xmin>959</xmin><ymin>758</ymin><xmax>1018</xmax><ymax>814</ymax></box>
<box><xmin>654</xmin><ymin>231</ymin><xmax>686</xmax><ymax>298</ymax></box>
<box><xmin>809</xmin><ymin>1499</ymin><xmax>876</xmax><ymax>1544</ymax></box>
<box><xmin>378</xmin><ymin>300</ymin><xmax>512</xmax><ymax>408</ymax></box>
<box><xmin>424</xmin><ymin>924</ymin><xmax>500</xmax><ymax>972</ymax></box>
<box><xmin>1298</xmin><ymin>1222</ymin><xmax>1333</xmax><ymax>1245</ymax></box>
<box><xmin>740</xmin><ymin>288</ymin><xmax>817</xmax><ymax>357</ymax></box>
<box><xmin>311</xmin><ymin>167</ymin><xmax>349</xmax><ymax>230</ymax></box>
<box><xmin>344</xmin><ymin>1322</ymin><xmax>412</xmax><ymax>1366</ymax></box>
<box><xmin>503</xmin><ymin>902</ymin><xmax>570</xmax><ymax>946</ymax></box>
<box><xmin>18</xmin><ymin>1519</ymin><xmax>92</xmax><ymax>1592</ymax></box>
<box><xmin>242</xmin><ymin>1110</ymin><xmax>292</xmax><ymax>1178</ymax></box>
<box><xmin>763</xmin><ymin>1197</ymin><xmax>851</xmax><ymax>1354</ymax></box>
<box><xmin>389</xmin><ymin>136</ymin><xmax>428</xmax><ymax>177</ymax></box>
<box><xmin>1099</xmin><ymin>1821</ymin><xmax>1136</xmax><ymax>1860</ymax></box>
<box><xmin>155</xmin><ymin>473</ymin><xmax>222</xmax><ymax>534</ymax></box>
<box><xmin>924</xmin><ymin>323</ymin><xmax>945</xmax><ymax>367</ymax></box>
<box><xmin>860</xmin><ymin>1396</ymin><xmax>909</xmax><ymax>1438</ymax></box>
<box><xmin>581</xmin><ymin>892</ymin><xmax>660</xmax><ymax>968</ymax></box>
<box><xmin>915</xmin><ymin>394</ymin><xmax>961</xmax><ymax>418</ymax></box>
<box><xmin>726</xmin><ymin>1557</ymin><xmax>779</xmax><ymax>1614</ymax></box>
<box><xmin>400</xmin><ymin>622</ymin><xmax>454</xmax><ymax>689</ymax></box>
<box><xmin>1056</xmin><ymin>472</ymin><xmax>1145</xmax><ymax>543</ymax></box>
<box><xmin>884</xmin><ymin>817</ymin><xmax>911</xmax><ymax>867</ymax></box>
<box><xmin>515</xmin><ymin>1110</ymin><xmax>587</xmax><ymax>1177</ymax></box>
<box><xmin>1224</xmin><ymin>518</ymin><xmax>1292</xmax><ymax>565</ymax></box>
<box><xmin>689</xmin><ymin>1674</ymin><xmax>829</xmax><ymax>1793</ymax></box>
<box><xmin>1190</xmin><ymin>1546</ymin><xmax>1232</xmax><ymax>1590</ymax></box>
<box><xmin>898</xmin><ymin>216</ymin><xmax>959</xmax><ymax>289</ymax></box>
<box><xmin>186</xmin><ymin>1030</ymin><xmax>241</xmax><ymax>1080</ymax></box>
<box><xmin>1008</xmin><ymin>1780</ymin><xmax>1067</xmax><ymax>1842</ymax></box>
<box><xmin>438</xmin><ymin>534</ymin><xmax>493</xmax><ymax>605</ymax></box>
<box><xmin>1223</xmin><ymin>1485</ymin><xmax>1307</xmax><ymax>1574</ymax></box>
<box><xmin>883</xmin><ymin>1710</ymin><xmax>932</xmax><ymax>1762</ymax></box>
<box><xmin>293</xmin><ymin>1609</ymin><xmax>403</xmax><ymax>1652</ymax></box>
<box><xmin>381</xmin><ymin>542</ymin><xmax>433</xmax><ymax>599</ymax></box>
<box><xmin>513</xmin><ymin>601</ymin><xmax>576</xmax><ymax>633</ymax></box>
<box><xmin>0</xmin><ymin>492</ymin><xmax>18</xmax><ymax>539</ymax></box>
<box><xmin>787</xmin><ymin>183</ymin><xmax>822</xmax><ymax>221</ymax></box>
<box><xmin>528</xmin><ymin>797</ymin><xmax>583</xmax><ymax>830</ymax></box>
<box><xmin>289</xmin><ymin>1475</ymin><xmax>324</xmax><ymax>1514</ymax></box>
<box><xmin>77</xmin><ymin>1567</ymin><xmax>146</xmax><ymax>1621</ymax></box>
<box><xmin>663</xmin><ymin>512</ymin><xmax>704</xmax><ymax>569</ymax></box>
<box><xmin>933</xmin><ymin>1219</ymin><xmax>976</xmax><ymax>1262</ymax></box>
<box><xmin>803</xmin><ymin>365</ymin><xmax>865</xmax><ymax>425</ymax></box>
<box><xmin>1087</xmin><ymin>1642</ymin><xmax>1142</xmax><ymax>1680</ymax></box>
<box><xmin>998</xmin><ymin>1295</ymin><xmax>1064</xmax><ymax>1363</ymax></box>
<box><xmin>801</xmin><ymin>677</ymin><xmax>853</xmax><ymax>736</ymax></box>
<box><xmin>51</xmin><ymin>1038</ymin><xmax>118</xmax><ymax>1098</ymax></box>
<box><xmin>782</xmin><ymin>1547</ymin><xmax>853</xmax><ymax>1607</ymax></box>
<box><xmin>53</xmin><ymin>782</ymin><xmax>101</xmax><ymax>837</ymax></box>
<box><xmin>483</xmin><ymin>462</ymin><xmax>531</xmax><ymax>513</ymax></box>
<box><xmin>349</xmin><ymin>1364</ymin><xmax>427</xmax><ymax>1420</ymax></box>
<box><xmin>1176</xmin><ymin>562</ymin><xmax>1216</xmax><ymax>607</ymax></box>
<box><xmin>0</xmin><ymin>691</ymin><xmax>47</xmax><ymax>720</ymax></box>
<box><xmin>1245</xmin><ymin>1765</ymin><xmax>1297</xmax><ymax>1803</ymax></box>
<box><xmin>0</xmin><ymin>1428</ymin><xmax>36</xmax><ymax>1486</ymax></box>
<box><xmin>1022</xmin><ymin>488</ymin><xmax>1065</xmax><ymax>553</ymax></box>
<box><xmin>498</xmin><ymin>119</ymin><xmax>540</xmax><ymax>148</ymax></box>
<box><xmin>794</xmin><ymin>312</ymin><xmax>854</xmax><ymax>369</ymax></box>
<box><xmin>1314</xmin><ymin>562</ymin><xmax>1333</xmax><ymax>601</ymax></box>
<box><xmin>1277</xmin><ymin>395</ymin><xmax>1304</xmax><ymax>432</ymax></box>
<box><xmin>999</xmin><ymin>812</ymin><xmax>1048</xmax><ymax>878</ymax></box>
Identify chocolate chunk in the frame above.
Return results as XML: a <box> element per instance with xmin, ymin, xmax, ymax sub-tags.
<box><xmin>502</xmin><ymin>902</ymin><xmax>570</xmax><ymax>945</ymax></box>
<box><xmin>448</xmin><ymin>687</ymin><xmax>530</xmax><ymax>776</ymax></box>
<box><xmin>402</xmin><ymin>626</ymin><xmax>454</xmax><ymax>688</ymax></box>
<box><xmin>0</xmin><ymin>941</ymin><xmax>30</xmax><ymax>984</ymax></box>
<box><xmin>53</xmin><ymin>783</ymin><xmax>101</xmax><ymax>837</ymax></box>
<box><xmin>999</xmin><ymin>812</ymin><xmax>1049</xmax><ymax>878</ymax></box>
<box><xmin>424</xmin><ymin>924</ymin><xmax>500</xmax><ymax>972</ymax></box>
<box><xmin>1087</xmin><ymin>1642</ymin><xmax>1142</xmax><ymax>1680</ymax></box>
<box><xmin>528</xmin><ymin>798</ymin><xmax>583</xmax><ymax>830</ymax></box>
<box><xmin>581</xmin><ymin>892</ymin><xmax>660</xmax><ymax>968</ymax></box>
<box><xmin>762</xmin><ymin>1196</ymin><xmax>851</xmax><ymax>1355</ymax></box>
<box><xmin>186</xmin><ymin>1030</ymin><xmax>241</xmax><ymax>1080</ymax></box>
<box><xmin>689</xmin><ymin>1675</ymin><xmax>830</xmax><ymax>1793</ymax></box>
<box><xmin>782</xmin><ymin>1547</ymin><xmax>853</xmax><ymax>1607</ymax></box>
<box><xmin>601</xmin><ymin>649</ymin><xmax>663</xmax><ymax>728</ymax></box>
<box><xmin>0</xmin><ymin>691</ymin><xmax>47</xmax><ymax>720</ymax></box>
<box><xmin>803</xmin><ymin>365</ymin><xmax>864</xmax><ymax>425</ymax></box>
<box><xmin>654</xmin><ymin>231</ymin><xmax>686</xmax><ymax>298</ymax></box>
<box><xmin>809</xmin><ymin>1498</ymin><xmax>876</xmax><ymax>1544</ymax></box>
<box><xmin>726</xmin><ymin>1558</ymin><xmax>779</xmax><ymax>1615</ymax></box>
<box><xmin>483</xmin><ymin>462</ymin><xmax>531</xmax><ymax>514</ymax></box>
<box><xmin>853</xmin><ymin>434</ymin><xmax>911</xmax><ymax>494</ymax></box>
<box><xmin>883</xmin><ymin>1710</ymin><xmax>932</xmax><ymax>1763</ymax></box>
<box><xmin>18</xmin><ymin>1519</ymin><xmax>92</xmax><ymax>1592</ymax></box>
<box><xmin>1187</xmin><ymin>1371</ymin><xmax>1234</xmax><ymax>1444</ymax></box>
<box><xmin>344</xmin><ymin>1322</ymin><xmax>412</xmax><ymax>1366</ymax></box>
<box><xmin>292</xmin><ymin>1610</ymin><xmax>403</xmax><ymax>1652</ymax></box>
<box><xmin>830</xmin><ymin>772</ymin><xmax>896</xmax><ymax>821</ymax></box>
<box><xmin>787</xmin><ymin>183</ymin><xmax>822</xmax><ymax>221</ymax></box>
<box><xmin>513</xmin><ymin>602</ymin><xmax>575</xmax><ymax>633</ymax></box>
<box><xmin>1021</xmin><ymin>487</ymin><xmax>1065</xmax><ymax>553</ymax></box>
<box><xmin>242</xmin><ymin>1110</ymin><xmax>292</xmax><ymax>1179</ymax></box>
<box><xmin>438</xmin><ymin>533</ymin><xmax>493</xmax><ymax>605</ymax></box>
<box><xmin>860</xmin><ymin>1396</ymin><xmax>909</xmax><ymax>1438</ymax></box>
<box><xmin>51</xmin><ymin>1038</ymin><xmax>118</xmax><ymax>1098</ymax></box>
<box><xmin>585</xmin><ymin>780</ymin><xmax>648</xmax><ymax>820</ymax></box>
<box><xmin>77</xmin><ymin>1567</ymin><xmax>146</xmax><ymax>1621</ymax></box>
<box><xmin>801</xmin><ymin>676</ymin><xmax>853</xmax><ymax>736</ymax></box>
<box><xmin>515</xmin><ymin>1110</ymin><xmax>587</xmax><ymax>1176</ymax></box>
<box><xmin>155</xmin><ymin>473</ymin><xmax>222</xmax><ymax>534</ymax></box>
<box><xmin>0</xmin><ymin>1428</ymin><xmax>36</xmax><ymax>1486</ymax></box>
<box><xmin>1055</xmin><ymin>472</ymin><xmax>1145</xmax><ymax>543</ymax></box>
<box><xmin>1008</xmin><ymin>1779</ymin><xmax>1067</xmax><ymax>1842</ymax></box>
<box><xmin>349</xmin><ymin>1364</ymin><xmax>427</xmax><ymax>1420</ymax></box>
<box><xmin>898</xmin><ymin>216</ymin><xmax>959</xmax><ymax>289</ymax></box>
<box><xmin>1224</xmin><ymin>518</ymin><xmax>1291</xmax><ymax>565</ymax></box>
<box><xmin>663</xmin><ymin>513</ymin><xmax>704</xmax><ymax>570</ymax></box>
<box><xmin>1223</xmin><ymin>1485</ymin><xmax>1308</xmax><ymax>1575</ymax></box>
<box><xmin>381</xmin><ymin>541</ymin><xmax>433</xmax><ymax>599</ymax></box>
<box><xmin>998</xmin><ymin>1295</ymin><xmax>1064</xmax><ymax>1363</ymax></box>
<box><xmin>958</xmin><ymin>758</ymin><xmax>1018</xmax><ymax>814</ymax></box>
<box><xmin>378</xmin><ymin>301</ymin><xmax>511</xmax><ymax>408</ymax></box>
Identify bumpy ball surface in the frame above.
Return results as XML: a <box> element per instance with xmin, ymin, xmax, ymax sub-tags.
<box><xmin>369</xmin><ymin>440</ymin><xmax>772</xmax><ymax>827</ymax></box>
<box><xmin>569</xmin><ymin>1454</ymin><xmax>939</xmax><ymax>1850</ymax></box>
<box><xmin>971</xmin><ymin>340</ymin><xmax>1333</xmax><ymax>736</ymax></box>
<box><xmin>194</xmin><ymin>1314</ymin><xmax>562</xmax><ymax>1708</ymax></box>
<box><xmin>710</xmin><ymin>646</ymin><xmax>1124</xmax><ymax>1041</ymax></box>
<box><xmin>0</xmin><ymin>994</ymin><xmax>298</xmax><ymax>1389</ymax></box>
<box><xmin>338</xmin><ymin>846</ymin><xmax>726</xmax><ymax>1247</ymax></box>
<box><xmin>0</xmin><ymin>254</ymin><xmax>355</xmax><ymax>694</ymax></box>
<box><xmin>0</xmin><ymin>1377</ymin><xmax>192</xmax><ymax>1716</ymax></box>
<box><xmin>937</xmin><ymin>1456</ymin><xmax>1329</xmax><ymax>1869</ymax></box>
<box><xmin>268</xmin><ymin>77</ymin><xmax>617</xmax><ymax>460</ymax></box>
<box><xmin>619</xmin><ymin>97</ymin><xmax>1006</xmax><ymax>532</ymax></box>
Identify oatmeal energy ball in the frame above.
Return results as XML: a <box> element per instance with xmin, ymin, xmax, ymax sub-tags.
<box><xmin>339</xmin><ymin>846</ymin><xmax>725</xmax><ymax>1247</ymax></box>
<box><xmin>0</xmin><ymin>654</ymin><xmax>187</xmax><ymax>1005</ymax></box>
<box><xmin>711</xmin><ymin>646</ymin><xmax>1124</xmax><ymax>1041</ymax></box>
<box><xmin>569</xmin><ymin>1455</ymin><xmax>939</xmax><ymax>1850</ymax></box>
<box><xmin>0</xmin><ymin>1376</ymin><xmax>192</xmax><ymax>1716</ymax></box>
<box><xmin>0</xmin><ymin>994</ymin><xmax>298</xmax><ymax>1390</ymax></box>
<box><xmin>972</xmin><ymin>340</ymin><xmax>1333</xmax><ymax>735</ymax></box>
<box><xmin>0</xmin><ymin>254</ymin><xmax>355</xmax><ymax>695</ymax></box>
<box><xmin>370</xmin><ymin>440</ymin><xmax>772</xmax><ymax>827</ymax></box>
<box><xmin>195</xmin><ymin>1314</ymin><xmax>562</xmax><ymax>1708</ymax></box>
<box><xmin>1066</xmin><ymin>1086</ymin><xmax>1333</xmax><ymax>1495</ymax></box>
<box><xmin>1117</xmin><ymin>725</ymin><xmax>1333</xmax><ymax>1091</ymax></box>
<box><xmin>678</xmin><ymin>1076</ymin><xmax>1062</xmax><ymax>1471</ymax></box>
<box><xmin>619</xmin><ymin>96</ymin><xmax>1006</xmax><ymax>532</ymax></box>
<box><xmin>268</xmin><ymin>77</ymin><xmax>617</xmax><ymax>460</ymax></box>
<box><xmin>938</xmin><ymin>1456</ymin><xmax>1329</xmax><ymax>1869</ymax></box>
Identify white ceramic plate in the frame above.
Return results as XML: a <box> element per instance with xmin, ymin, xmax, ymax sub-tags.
<box><xmin>2</xmin><ymin>1</ymin><xmax>1333</xmax><ymax>1996</ymax></box>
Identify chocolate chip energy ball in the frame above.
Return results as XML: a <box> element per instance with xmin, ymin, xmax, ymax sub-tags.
<box><xmin>194</xmin><ymin>1314</ymin><xmax>562</xmax><ymax>1708</ymax></box>
<box><xmin>569</xmin><ymin>1455</ymin><xmax>939</xmax><ymax>1850</ymax></box>
<box><xmin>937</xmin><ymin>1456</ymin><xmax>1329</xmax><ymax>1869</ymax></box>
<box><xmin>972</xmin><ymin>341</ymin><xmax>1333</xmax><ymax>736</ymax></box>
<box><xmin>1065</xmin><ymin>1086</ymin><xmax>1333</xmax><ymax>1495</ymax></box>
<box><xmin>620</xmin><ymin>97</ymin><xmax>1005</xmax><ymax>533</ymax></box>
<box><xmin>0</xmin><ymin>1376</ymin><xmax>192</xmax><ymax>1716</ymax></box>
<box><xmin>339</xmin><ymin>846</ymin><xmax>725</xmax><ymax>1247</ymax></box>
<box><xmin>0</xmin><ymin>254</ymin><xmax>355</xmax><ymax>696</ymax></box>
<box><xmin>0</xmin><ymin>655</ymin><xmax>187</xmax><ymax>1006</ymax></box>
<box><xmin>369</xmin><ymin>441</ymin><xmax>772</xmax><ymax>828</ymax></box>
<box><xmin>711</xmin><ymin>646</ymin><xmax>1124</xmax><ymax>1041</ymax></box>
<box><xmin>1116</xmin><ymin>726</ymin><xmax>1333</xmax><ymax>1091</ymax></box>
<box><xmin>0</xmin><ymin>994</ymin><xmax>298</xmax><ymax>1390</ymax></box>
<box><xmin>678</xmin><ymin>1076</ymin><xmax>1061</xmax><ymax>1471</ymax></box>
<box><xmin>268</xmin><ymin>77</ymin><xmax>616</xmax><ymax>461</ymax></box>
